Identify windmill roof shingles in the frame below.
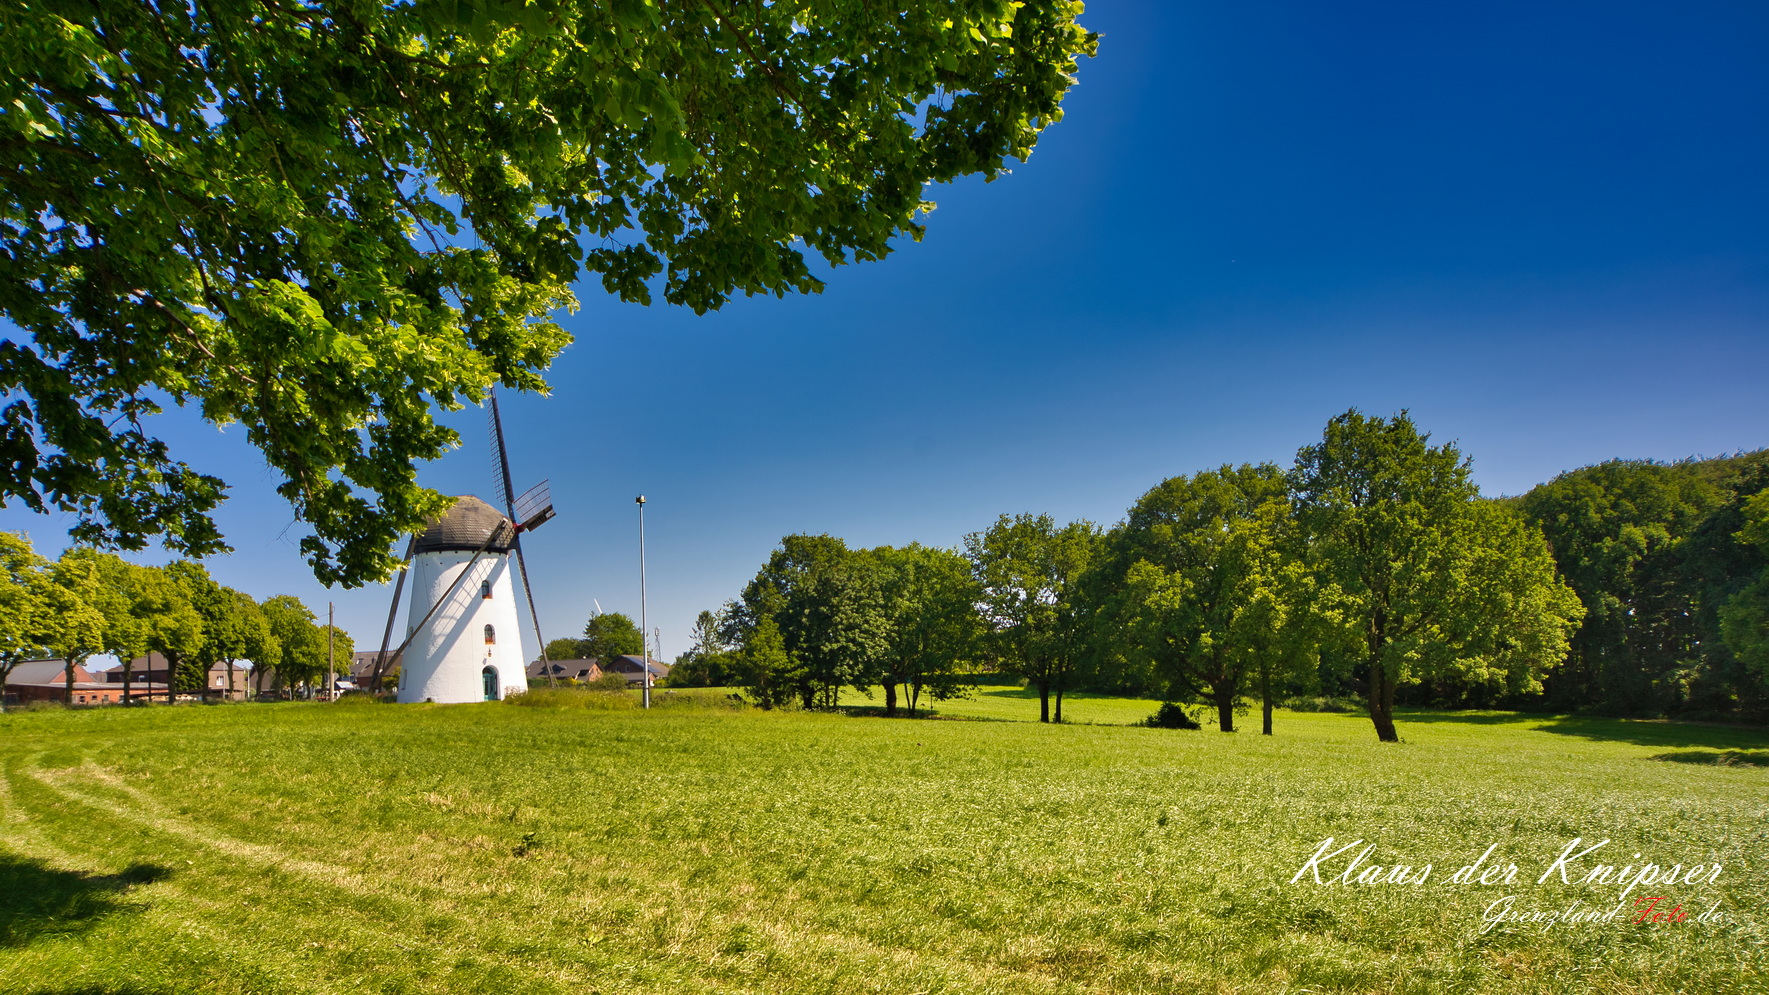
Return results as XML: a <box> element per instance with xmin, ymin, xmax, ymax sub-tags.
<box><xmin>412</xmin><ymin>495</ymin><xmax>516</xmax><ymax>555</ymax></box>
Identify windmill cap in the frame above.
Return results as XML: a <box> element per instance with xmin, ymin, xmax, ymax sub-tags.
<box><xmin>411</xmin><ymin>495</ymin><xmax>516</xmax><ymax>555</ymax></box>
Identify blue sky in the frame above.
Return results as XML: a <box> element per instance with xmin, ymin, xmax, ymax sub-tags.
<box><xmin>4</xmin><ymin>0</ymin><xmax>1766</xmax><ymax>665</ymax></box>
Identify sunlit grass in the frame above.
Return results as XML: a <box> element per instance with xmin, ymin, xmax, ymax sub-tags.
<box><xmin>1</xmin><ymin>696</ymin><xmax>1764</xmax><ymax>994</ymax></box>
<box><xmin>839</xmin><ymin>682</ymin><xmax>1170</xmax><ymax>725</ymax></box>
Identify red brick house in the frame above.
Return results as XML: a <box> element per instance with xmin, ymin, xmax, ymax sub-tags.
<box><xmin>3</xmin><ymin>659</ymin><xmax>146</xmax><ymax>706</ymax></box>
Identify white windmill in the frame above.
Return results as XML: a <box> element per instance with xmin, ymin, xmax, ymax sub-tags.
<box><xmin>369</xmin><ymin>388</ymin><xmax>557</xmax><ymax>703</ymax></box>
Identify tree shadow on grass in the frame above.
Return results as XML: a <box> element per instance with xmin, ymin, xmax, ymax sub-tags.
<box><xmin>1536</xmin><ymin>715</ymin><xmax>1769</xmax><ymax>751</ymax></box>
<box><xmin>0</xmin><ymin>854</ymin><xmax>170</xmax><ymax>947</ymax></box>
<box><xmin>1391</xmin><ymin>711</ymin><xmax>1541</xmax><ymax>726</ymax></box>
<box><xmin>972</xmin><ymin>687</ymin><xmax>1154</xmax><ymax>703</ymax></box>
<box><xmin>1385</xmin><ymin>711</ymin><xmax>1769</xmax><ymax>750</ymax></box>
<box><xmin>1646</xmin><ymin>750</ymin><xmax>1769</xmax><ymax>768</ymax></box>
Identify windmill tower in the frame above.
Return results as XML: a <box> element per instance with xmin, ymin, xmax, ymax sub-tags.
<box><xmin>395</xmin><ymin>496</ymin><xmax>524</xmax><ymax>703</ymax></box>
<box><xmin>371</xmin><ymin>388</ymin><xmax>557</xmax><ymax>703</ymax></box>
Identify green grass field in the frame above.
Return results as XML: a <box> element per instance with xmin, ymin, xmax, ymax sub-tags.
<box><xmin>1</xmin><ymin>691</ymin><xmax>1764</xmax><ymax>995</ymax></box>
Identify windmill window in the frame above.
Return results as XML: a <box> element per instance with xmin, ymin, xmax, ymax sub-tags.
<box><xmin>484</xmin><ymin>624</ymin><xmax>496</xmax><ymax>645</ymax></box>
<box><xmin>481</xmin><ymin>580</ymin><xmax>492</xmax><ymax>599</ymax></box>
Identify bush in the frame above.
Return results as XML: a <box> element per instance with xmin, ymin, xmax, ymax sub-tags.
<box><xmin>588</xmin><ymin>672</ymin><xmax>632</xmax><ymax>692</ymax></box>
<box><xmin>1143</xmin><ymin>702</ymin><xmax>1201</xmax><ymax>730</ymax></box>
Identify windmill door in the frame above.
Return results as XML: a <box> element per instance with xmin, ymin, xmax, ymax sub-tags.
<box><xmin>482</xmin><ymin>667</ymin><xmax>497</xmax><ymax>701</ymax></box>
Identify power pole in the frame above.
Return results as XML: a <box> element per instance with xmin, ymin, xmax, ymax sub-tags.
<box><xmin>327</xmin><ymin>602</ymin><xmax>335</xmax><ymax>702</ymax></box>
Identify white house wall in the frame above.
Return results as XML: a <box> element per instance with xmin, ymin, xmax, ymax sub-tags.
<box><xmin>397</xmin><ymin>550</ymin><xmax>526</xmax><ymax>704</ymax></box>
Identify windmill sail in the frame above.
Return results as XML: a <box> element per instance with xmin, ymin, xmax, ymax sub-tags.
<box><xmin>513</xmin><ymin>480</ymin><xmax>556</xmax><ymax>533</ymax></box>
<box><xmin>488</xmin><ymin>386</ymin><xmax>556</xmax><ymax>687</ymax></box>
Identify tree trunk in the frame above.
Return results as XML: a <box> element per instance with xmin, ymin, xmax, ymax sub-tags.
<box><xmin>1262</xmin><ymin>669</ymin><xmax>1274</xmax><ymax>736</ymax></box>
<box><xmin>1216</xmin><ymin>690</ymin><xmax>1235</xmax><ymax>733</ymax></box>
<box><xmin>1054</xmin><ymin>678</ymin><xmax>1065</xmax><ymax>724</ymax></box>
<box><xmin>1366</xmin><ymin>607</ymin><xmax>1400</xmax><ymax>742</ymax></box>
<box><xmin>1037</xmin><ymin>679</ymin><xmax>1050</xmax><ymax>723</ymax></box>
<box><xmin>65</xmin><ymin>657</ymin><xmax>76</xmax><ymax>705</ymax></box>
<box><xmin>883</xmin><ymin>681</ymin><xmax>897</xmax><ymax>717</ymax></box>
<box><xmin>226</xmin><ymin>659</ymin><xmax>237</xmax><ymax>701</ymax></box>
<box><xmin>123</xmin><ymin>662</ymin><xmax>132</xmax><ymax>704</ymax></box>
<box><xmin>908</xmin><ymin>679</ymin><xmax>921</xmax><ymax>718</ymax></box>
<box><xmin>1369</xmin><ymin>658</ymin><xmax>1399</xmax><ymax>742</ymax></box>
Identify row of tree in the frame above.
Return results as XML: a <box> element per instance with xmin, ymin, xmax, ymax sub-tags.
<box><xmin>0</xmin><ymin>536</ymin><xmax>350</xmax><ymax>710</ymax></box>
<box><xmin>677</xmin><ymin>410</ymin><xmax>1769</xmax><ymax>739</ymax></box>
<box><xmin>1514</xmin><ymin>450</ymin><xmax>1769</xmax><ymax>719</ymax></box>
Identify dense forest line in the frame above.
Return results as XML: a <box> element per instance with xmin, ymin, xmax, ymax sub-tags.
<box><xmin>669</xmin><ymin>411</ymin><xmax>1769</xmax><ymax>734</ymax></box>
<box><xmin>1505</xmin><ymin>448</ymin><xmax>1769</xmax><ymax>719</ymax></box>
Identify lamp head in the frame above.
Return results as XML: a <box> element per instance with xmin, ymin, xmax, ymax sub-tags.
<box><xmin>635</xmin><ymin>495</ymin><xmax>646</xmax><ymax>505</ymax></box>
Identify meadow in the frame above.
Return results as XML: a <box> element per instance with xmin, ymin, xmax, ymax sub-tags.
<box><xmin>1</xmin><ymin>691</ymin><xmax>1764</xmax><ymax>995</ymax></box>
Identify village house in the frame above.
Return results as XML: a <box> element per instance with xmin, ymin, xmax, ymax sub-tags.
<box><xmin>345</xmin><ymin>650</ymin><xmax>402</xmax><ymax>692</ymax></box>
<box><xmin>109</xmin><ymin>652</ymin><xmax>253</xmax><ymax>701</ymax></box>
<box><xmin>601</xmin><ymin>655</ymin><xmax>671</xmax><ymax>688</ymax></box>
<box><xmin>3</xmin><ymin>659</ymin><xmax>155</xmax><ymax>706</ymax></box>
<box><xmin>525</xmin><ymin>658</ymin><xmax>603</xmax><ymax>683</ymax></box>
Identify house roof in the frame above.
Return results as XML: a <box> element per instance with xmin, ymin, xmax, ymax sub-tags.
<box><xmin>4</xmin><ymin>659</ymin><xmax>148</xmax><ymax>690</ymax></box>
<box><xmin>606</xmin><ymin>655</ymin><xmax>670</xmax><ymax>677</ymax></box>
<box><xmin>525</xmin><ymin>658</ymin><xmax>601</xmax><ymax>680</ymax></box>
<box><xmin>348</xmin><ymin>652</ymin><xmax>392</xmax><ymax>678</ymax></box>
<box><xmin>5</xmin><ymin>659</ymin><xmax>75</xmax><ymax>685</ymax></box>
<box><xmin>412</xmin><ymin>495</ymin><xmax>516</xmax><ymax>555</ymax></box>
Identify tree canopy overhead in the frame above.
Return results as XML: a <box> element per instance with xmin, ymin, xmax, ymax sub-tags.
<box><xmin>0</xmin><ymin>1</ymin><xmax>1097</xmax><ymax>585</ymax></box>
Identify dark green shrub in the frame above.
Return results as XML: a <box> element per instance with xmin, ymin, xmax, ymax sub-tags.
<box><xmin>1143</xmin><ymin>702</ymin><xmax>1201</xmax><ymax>729</ymax></box>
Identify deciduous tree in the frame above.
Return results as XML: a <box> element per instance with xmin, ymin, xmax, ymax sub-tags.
<box><xmin>1720</xmin><ymin>491</ymin><xmax>1769</xmax><ymax>686</ymax></box>
<box><xmin>0</xmin><ymin>532</ymin><xmax>50</xmax><ymax>709</ymax></box>
<box><xmin>732</xmin><ymin>534</ymin><xmax>891</xmax><ymax>708</ymax></box>
<box><xmin>580</xmin><ymin>612</ymin><xmax>644</xmax><ymax>664</ymax></box>
<box><xmin>738</xmin><ymin>614</ymin><xmax>797</xmax><ymax>710</ymax></box>
<box><xmin>543</xmin><ymin>637</ymin><xmax>588</xmax><ymax>663</ymax></box>
<box><xmin>1115</xmin><ymin>467</ymin><xmax>1327</xmax><ymax>734</ymax></box>
<box><xmin>0</xmin><ymin>1</ymin><xmax>1096</xmax><ymax>585</ymax></box>
<box><xmin>1289</xmin><ymin>410</ymin><xmax>1583</xmax><ymax>742</ymax></box>
<box><xmin>45</xmin><ymin>547</ymin><xmax>114</xmax><ymax>703</ymax></box>
<box><xmin>872</xmin><ymin>543</ymin><xmax>979</xmax><ymax>717</ymax></box>
<box><xmin>965</xmin><ymin>513</ymin><xmax>1100</xmax><ymax>723</ymax></box>
<box><xmin>667</xmin><ymin>608</ymin><xmax>740</xmax><ymax>689</ymax></box>
<box><xmin>1116</xmin><ymin>465</ymin><xmax>1287</xmax><ymax>733</ymax></box>
<box><xmin>191</xmin><ymin>583</ymin><xmax>278</xmax><ymax>699</ymax></box>
<box><xmin>259</xmin><ymin>594</ymin><xmax>324</xmax><ymax>695</ymax></box>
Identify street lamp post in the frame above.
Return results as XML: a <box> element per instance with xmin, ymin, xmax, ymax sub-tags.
<box><xmin>636</xmin><ymin>495</ymin><xmax>650</xmax><ymax>710</ymax></box>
